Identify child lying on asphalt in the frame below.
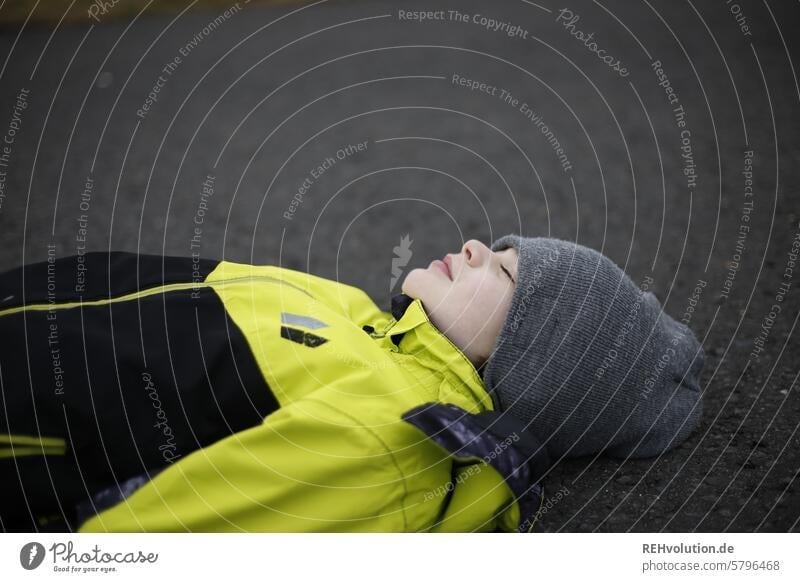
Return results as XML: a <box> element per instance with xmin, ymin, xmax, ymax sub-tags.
<box><xmin>0</xmin><ymin>235</ymin><xmax>704</xmax><ymax>532</ymax></box>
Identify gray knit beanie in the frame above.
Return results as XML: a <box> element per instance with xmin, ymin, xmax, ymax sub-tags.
<box><xmin>482</xmin><ymin>235</ymin><xmax>704</xmax><ymax>460</ymax></box>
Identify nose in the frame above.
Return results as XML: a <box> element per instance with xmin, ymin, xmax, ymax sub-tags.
<box><xmin>461</xmin><ymin>239</ymin><xmax>489</xmax><ymax>267</ymax></box>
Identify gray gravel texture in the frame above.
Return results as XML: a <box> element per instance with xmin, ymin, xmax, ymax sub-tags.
<box><xmin>0</xmin><ymin>0</ymin><xmax>798</xmax><ymax>532</ymax></box>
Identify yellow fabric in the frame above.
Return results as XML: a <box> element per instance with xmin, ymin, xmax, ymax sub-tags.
<box><xmin>0</xmin><ymin>434</ymin><xmax>67</xmax><ymax>457</ymax></box>
<box><xmin>77</xmin><ymin>261</ymin><xmax>520</xmax><ymax>532</ymax></box>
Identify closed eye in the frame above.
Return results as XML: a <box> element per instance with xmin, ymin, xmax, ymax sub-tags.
<box><xmin>501</xmin><ymin>265</ymin><xmax>515</xmax><ymax>284</ymax></box>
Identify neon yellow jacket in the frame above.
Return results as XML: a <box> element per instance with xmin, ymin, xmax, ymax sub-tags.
<box><xmin>0</xmin><ymin>252</ymin><xmax>548</xmax><ymax>532</ymax></box>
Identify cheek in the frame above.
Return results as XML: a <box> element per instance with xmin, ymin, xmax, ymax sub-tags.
<box><xmin>465</xmin><ymin>274</ymin><xmax>506</xmax><ymax>302</ymax></box>
<box><xmin>472</xmin><ymin>279</ymin><xmax>514</xmax><ymax>320</ymax></box>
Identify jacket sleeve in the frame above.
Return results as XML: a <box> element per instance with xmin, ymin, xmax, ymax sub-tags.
<box><xmin>78</xmin><ymin>397</ymin><xmax>406</xmax><ymax>532</ymax></box>
<box><xmin>401</xmin><ymin>402</ymin><xmax>550</xmax><ymax>533</ymax></box>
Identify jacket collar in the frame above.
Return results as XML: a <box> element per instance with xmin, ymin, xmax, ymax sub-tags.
<box><xmin>391</xmin><ymin>293</ymin><xmax>415</xmax><ymax>320</ymax></box>
<box><xmin>387</xmin><ymin>294</ymin><xmax>493</xmax><ymax>412</ymax></box>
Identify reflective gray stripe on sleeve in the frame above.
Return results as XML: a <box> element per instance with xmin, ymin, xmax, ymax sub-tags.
<box><xmin>280</xmin><ymin>312</ymin><xmax>329</xmax><ymax>330</ymax></box>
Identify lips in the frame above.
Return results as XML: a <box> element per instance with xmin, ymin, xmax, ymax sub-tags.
<box><xmin>431</xmin><ymin>256</ymin><xmax>451</xmax><ymax>280</ymax></box>
<box><xmin>443</xmin><ymin>255</ymin><xmax>453</xmax><ymax>280</ymax></box>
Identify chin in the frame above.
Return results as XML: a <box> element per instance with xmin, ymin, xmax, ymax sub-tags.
<box><xmin>402</xmin><ymin>267</ymin><xmax>446</xmax><ymax>298</ymax></box>
<box><xmin>401</xmin><ymin>268</ymin><xmax>427</xmax><ymax>298</ymax></box>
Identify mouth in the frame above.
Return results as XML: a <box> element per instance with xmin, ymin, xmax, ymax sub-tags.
<box><xmin>431</xmin><ymin>256</ymin><xmax>452</xmax><ymax>280</ymax></box>
<box><xmin>443</xmin><ymin>255</ymin><xmax>454</xmax><ymax>280</ymax></box>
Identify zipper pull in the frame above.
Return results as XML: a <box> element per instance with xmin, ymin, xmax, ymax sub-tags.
<box><xmin>362</xmin><ymin>324</ymin><xmax>388</xmax><ymax>339</ymax></box>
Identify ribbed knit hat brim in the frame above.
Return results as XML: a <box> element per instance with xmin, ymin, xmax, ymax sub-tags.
<box><xmin>482</xmin><ymin>235</ymin><xmax>704</xmax><ymax>460</ymax></box>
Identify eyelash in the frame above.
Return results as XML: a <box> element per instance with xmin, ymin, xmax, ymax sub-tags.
<box><xmin>501</xmin><ymin>265</ymin><xmax>515</xmax><ymax>284</ymax></box>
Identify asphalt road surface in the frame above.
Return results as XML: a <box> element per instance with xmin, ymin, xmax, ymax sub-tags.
<box><xmin>0</xmin><ymin>0</ymin><xmax>798</xmax><ymax>532</ymax></box>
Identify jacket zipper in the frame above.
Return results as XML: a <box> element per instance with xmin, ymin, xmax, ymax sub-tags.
<box><xmin>0</xmin><ymin>274</ymin><xmax>314</xmax><ymax>319</ymax></box>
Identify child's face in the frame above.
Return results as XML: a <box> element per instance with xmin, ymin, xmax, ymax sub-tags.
<box><xmin>401</xmin><ymin>239</ymin><xmax>518</xmax><ymax>369</ymax></box>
